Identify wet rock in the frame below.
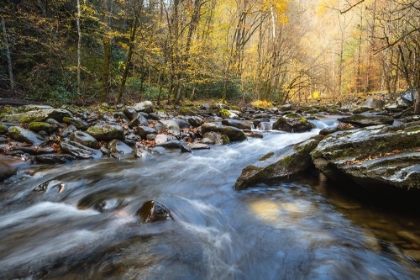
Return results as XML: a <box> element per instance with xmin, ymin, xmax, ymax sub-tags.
<box><xmin>0</xmin><ymin>159</ymin><xmax>18</xmax><ymax>181</ymax></box>
<box><xmin>27</xmin><ymin>121</ymin><xmax>57</xmax><ymax>134</ymax></box>
<box><xmin>0</xmin><ymin>136</ymin><xmax>7</xmax><ymax>143</ymax></box>
<box><xmin>70</xmin><ymin>131</ymin><xmax>99</xmax><ymax>149</ymax></box>
<box><xmin>188</xmin><ymin>143</ymin><xmax>210</xmax><ymax>150</ymax></box>
<box><xmin>248</xmin><ymin>132</ymin><xmax>263</xmax><ymax>138</ymax></box>
<box><xmin>63</xmin><ymin>117</ymin><xmax>89</xmax><ymax>130</ymax></box>
<box><xmin>133</xmin><ymin>101</ymin><xmax>154</xmax><ymax>113</ymax></box>
<box><xmin>156</xmin><ymin>139</ymin><xmax>192</xmax><ymax>153</ymax></box>
<box><xmin>0</xmin><ymin>122</ymin><xmax>17</xmax><ymax>134</ymax></box>
<box><xmin>6</xmin><ymin>146</ymin><xmax>55</xmax><ymax>155</ymax></box>
<box><xmin>273</xmin><ymin>113</ymin><xmax>315</xmax><ymax>133</ymax></box>
<box><xmin>219</xmin><ymin>109</ymin><xmax>239</xmax><ymax>119</ymax></box>
<box><xmin>1</xmin><ymin>108</ymin><xmax>72</xmax><ymax>123</ymax></box>
<box><xmin>397</xmin><ymin>231</ymin><xmax>420</xmax><ymax>246</ymax></box>
<box><xmin>113</xmin><ymin>112</ymin><xmax>128</xmax><ymax>122</ymax></box>
<box><xmin>135</xmin><ymin>145</ymin><xmax>153</xmax><ymax>159</ymax></box>
<box><xmin>338</xmin><ymin>114</ymin><xmax>394</xmax><ymax>127</ymax></box>
<box><xmin>187</xmin><ymin>116</ymin><xmax>204</xmax><ymax>127</ymax></box>
<box><xmin>161</xmin><ymin>119</ymin><xmax>181</xmax><ymax>136</ymax></box>
<box><xmin>86</xmin><ymin>122</ymin><xmax>125</xmax><ymax>141</ymax></box>
<box><xmin>257</xmin><ymin>122</ymin><xmax>272</xmax><ymax>131</ymax></box>
<box><xmin>137</xmin><ymin>200</ymin><xmax>173</xmax><ymax>223</ymax></box>
<box><xmin>35</xmin><ymin>154</ymin><xmax>77</xmax><ymax>164</ymax></box>
<box><xmin>155</xmin><ymin>134</ymin><xmax>175</xmax><ymax>145</ymax></box>
<box><xmin>137</xmin><ymin>126</ymin><xmax>157</xmax><ymax>139</ymax></box>
<box><xmin>8</xmin><ymin>126</ymin><xmax>46</xmax><ymax>146</ymax></box>
<box><xmin>222</xmin><ymin>119</ymin><xmax>252</xmax><ymax>130</ymax></box>
<box><xmin>235</xmin><ymin>138</ymin><xmax>320</xmax><ymax>190</ymax></box>
<box><xmin>107</xmin><ymin>139</ymin><xmax>133</xmax><ymax>156</ymax></box>
<box><xmin>124</xmin><ymin>132</ymin><xmax>141</xmax><ymax>145</ymax></box>
<box><xmin>60</xmin><ymin>124</ymin><xmax>77</xmax><ymax>138</ymax></box>
<box><xmin>200</xmin><ymin>104</ymin><xmax>210</xmax><ymax>110</ymax></box>
<box><xmin>128</xmin><ymin>113</ymin><xmax>149</xmax><ymax>128</ymax></box>
<box><xmin>60</xmin><ymin>141</ymin><xmax>103</xmax><ymax>159</ymax></box>
<box><xmin>123</xmin><ymin>107</ymin><xmax>138</xmax><ymax>120</ymax></box>
<box><xmin>362</xmin><ymin>97</ymin><xmax>386</xmax><ymax>110</ymax></box>
<box><xmin>175</xmin><ymin>118</ymin><xmax>191</xmax><ymax>129</ymax></box>
<box><xmin>201</xmin><ymin>123</ymin><xmax>247</xmax><ymax>142</ymax></box>
<box><xmin>202</xmin><ymin>131</ymin><xmax>230</xmax><ymax>145</ymax></box>
<box><xmin>311</xmin><ymin>121</ymin><xmax>420</xmax><ymax>192</ymax></box>
<box><xmin>402</xmin><ymin>249</ymin><xmax>420</xmax><ymax>261</ymax></box>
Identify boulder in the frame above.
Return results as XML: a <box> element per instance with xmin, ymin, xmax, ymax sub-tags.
<box><xmin>133</xmin><ymin>101</ymin><xmax>154</xmax><ymax>113</ymax></box>
<box><xmin>28</xmin><ymin>122</ymin><xmax>58</xmax><ymax>134</ymax></box>
<box><xmin>107</xmin><ymin>139</ymin><xmax>133</xmax><ymax>156</ymax></box>
<box><xmin>8</xmin><ymin>126</ymin><xmax>46</xmax><ymax>146</ymax></box>
<box><xmin>187</xmin><ymin>116</ymin><xmax>204</xmax><ymax>127</ymax></box>
<box><xmin>201</xmin><ymin>123</ymin><xmax>247</xmax><ymax>142</ymax></box>
<box><xmin>0</xmin><ymin>122</ymin><xmax>17</xmax><ymax>134</ymax></box>
<box><xmin>60</xmin><ymin>124</ymin><xmax>77</xmax><ymax>138</ymax></box>
<box><xmin>137</xmin><ymin>126</ymin><xmax>157</xmax><ymax>139</ymax></box>
<box><xmin>0</xmin><ymin>159</ymin><xmax>18</xmax><ymax>181</ymax></box>
<box><xmin>175</xmin><ymin>118</ymin><xmax>191</xmax><ymax>129</ymax></box>
<box><xmin>123</xmin><ymin>107</ymin><xmax>138</xmax><ymax>120</ymax></box>
<box><xmin>311</xmin><ymin>121</ymin><xmax>420</xmax><ymax>193</ymax></box>
<box><xmin>128</xmin><ymin>113</ymin><xmax>149</xmax><ymax>128</ymax></box>
<box><xmin>360</xmin><ymin>97</ymin><xmax>385</xmax><ymax>109</ymax></box>
<box><xmin>160</xmin><ymin>119</ymin><xmax>181</xmax><ymax>136</ymax></box>
<box><xmin>338</xmin><ymin>114</ymin><xmax>394</xmax><ymax>127</ymax></box>
<box><xmin>202</xmin><ymin>131</ymin><xmax>230</xmax><ymax>145</ymax></box>
<box><xmin>222</xmin><ymin>119</ymin><xmax>252</xmax><ymax>130</ymax></box>
<box><xmin>234</xmin><ymin>138</ymin><xmax>320</xmax><ymax>190</ymax></box>
<box><xmin>86</xmin><ymin>122</ymin><xmax>125</xmax><ymax>141</ymax></box>
<box><xmin>0</xmin><ymin>108</ymin><xmax>72</xmax><ymax>123</ymax></box>
<box><xmin>60</xmin><ymin>141</ymin><xmax>103</xmax><ymax>159</ymax></box>
<box><xmin>137</xmin><ymin>200</ymin><xmax>173</xmax><ymax>223</ymax></box>
<box><xmin>63</xmin><ymin>117</ymin><xmax>89</xmax><ymax>130</ymax></box>
<box><xmin>273</xmin><ymin>113</ymin><xmax>315</xmax><ymax>133</ymax></box>
<box><xmin>70</xmin><ymin>131</ymin><xmax>99</xmax><ymax>149</ymax></box>
<box><xmin>156</xmin><ymin>139</ymin><xmax>192</xmax><ymax>153</ymax></box>
<box><xmin>35</xmin><ymin>154</ymin><xmax>77</xmax><ymax>164</ymax></box>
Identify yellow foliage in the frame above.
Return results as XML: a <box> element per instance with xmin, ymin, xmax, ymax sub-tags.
<box><xmin>312</xmin><ymin>91</ymin><xmax>320</xmax><ymax>99</ymax></box>
<box><xmin>251</xmin><ymin>100</ymin><xmax>273</xmax><ymax>108</ymax></box>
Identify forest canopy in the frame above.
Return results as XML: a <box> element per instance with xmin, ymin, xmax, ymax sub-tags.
<box><xmin>0</xmin><ymin>0</ymin><xmax>419</xmax><ymax>109</ymax></box>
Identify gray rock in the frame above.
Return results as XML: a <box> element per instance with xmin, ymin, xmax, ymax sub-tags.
<box><xmin>202</xmin><ymin>131</ymin><xmax>230</xmax><ymax>145</ymax></box>
<box><xmin>222</xmin><ymin>119</ymin><xmax>252</xmax><ymax>130</ymax></box>
<box><xmin>1</xmin><ymin>108</ymin><xmax>72</xmax><ymax>123</ymax></box>
<box><xmin>187</xmin><ymin>116</ymin><xmax>204</xmax><ymax>127</ymax></box>
<box><xmin>123</xmin><ymin>107</ymin><xmax>138</xmax><ymax>120</ymax></box>
<box><xmin>107</xmin><ymin>139</ymin><xmax>133</xmax><ymax>156</ymax></box>
<box><xmin>70</xmin><ymin>131</ymin><xmax>99</xmax><ymax>149</ymax></box>
<box><xmin>0</xmin><ymin>160</ymin><xmax>17</xmax><ymax>181</ymax></box>
<box><xmin>86</xmin><ymin>122</ymin><xmax>125</xmax><ymax>141</ymax></box>
<box><xmin>36</xmin><ymin>154</ymin><xmax>77</xmax><ymax>164</ymax></box>
<box><xmin>137</xmin><ymin>200</ymin><xmax>173</xmax><ymax>223</ymax></box>
<box><xmin>155</xmin><ymin>134</ymin><xmax>175</xmax><ymax>145</ymax></box>
<box><xmin>137</xmin><ymin>126</ymin><xmax>157</xmax><ymax>138</ymax></box>
<box><xmin>189</xmin><ymin>143</ymin><xmax>210</xmax><ymax>150</ymax></box>
<box><xmin>63</xmin><ymin>117</ymin><xmax>89</xmax><ymax>130</ymax></box>
<box><xmin>338</xmin><ymin>114</ymin><xmax>394</xmax><ymax>127</ymax></box>
<box><xmin>273</xmin><ymin>113</ymin><xmax>315</xmax><ymax>133</ymax></box>
<box><xmin>361</xmin><ymin>97</ymin><xmax>385</xmax><ymax>109</ymax></box>
<box><xmin>156</xmin><ymin>139</ymin><xmax>192</xmax><ymax>153</ymax></box>
<box><xmin>161</xmin><ymin>119</ymin><xmax>181</xmax><ymax>136</ymax></box>
<box><xmin>201</xmin><ymin>123</ymin><xmax>247</xmax><ymax>142</ymax></box>
<box><xmin>175</xmin><ymin>118</ymin><xmax>191</xmax><ymax>129</ymax></box>
<box><xmin>28</xmin><ymin>122</ymin><xmax>58</xmax><ymax>134</ymax></box>
<box><xmin>60</xmin><ymin>141</ymin><xmax>103</xmax><ymax>159</ymax></box>
<box><xmin>129</xmin><ymin>113</ymin><xmax>149</xmax><ymax>128</ymax></box>
<box><xmin>133</xmin><ymin>101</ymin><xmax>154</xmax><ymax>113</ymax></box>
<box><xmin>8</xmin><ymin>126</ymin><xmax>46</xmax><ymax>146</ymax></box>
<box><xmin>311</xmin><ymin>121</ymin><xmax>420</xmax><ymax>192</ymax></box>
<box><xmin>234</xmin><ymin>138</ymin><xmax>320</xmax><ymax>190</ymax></box>
<box><xmin>60</xmin><ymin>124</ymin><xmax>77</xmax><ymax>138</ymax></box>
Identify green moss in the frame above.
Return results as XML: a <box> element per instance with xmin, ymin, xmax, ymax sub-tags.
<box><xmin>0</xmin><ymin>124</ymin><xmax>8</xmax><ymax>134</ymax></box>
<box><xmin>8</xmin><ymin>126</ymin><xmax>21</xmax><ymax>135</ymax></box>
<box><xmin>180</xmin><ymin>107</ymin><xmax>196</xmax><ymax>115</ymax></box>
<box><xmin>259</xmin><ymin>152</ymin><xmax>274</xmax><ymax>161</ymax></box>
<box><xmin>28</xmin><ymin>122</ymin><xmax>54</xmax><ymax>133</ymax></box>
<box><xmin>220</xmin><ymin>109</ymin><xmax>230</xmax><ymax>118</ymax></box>
<box><xmin>229</xmin><ymin>105</ymin><xmax>241</xmax><ymax>111</ymax></box>
<box><xmin>280</xmin><ymin>155</ymin><xmax>294</xmax><ymax>166</ymax></box>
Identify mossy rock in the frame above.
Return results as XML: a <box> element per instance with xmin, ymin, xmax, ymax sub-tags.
<box><xmin>201</xmin><ymin>123</ymin><xmax>247</xmax><ymax>142</ymax></box>
<box><xmin>219</xmin><ymin>109</ymin><xmax>230</xmax><ymax>118</ymax></box>
<box><xmin>179</xmin><ymin>107</ymin><xmax>196</xmax><ymax>116</ymax></box>
<box><xmin>28</xmin><ymin>122</ymin><xmax>57</xmax><ymax>134</ymax></box>
<box><xmin>273</xmin><ymin>113</ymin><xmax>315</xmax><ymax>133</ymax></box>
<box><xmin>234</xmin><ymin>138</ymin><xmax>320</xmax><ymax>190</ymax></box>
<box><xmin>86</xmin><ymin>123</ymin><xmax>125</xmax><ymax>141</ymax></box>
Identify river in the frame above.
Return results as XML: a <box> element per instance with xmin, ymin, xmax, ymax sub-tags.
<box><xmin>0</xmin><ymin>118</ymin><xmax>419</xmax><ymax>279</ymax></box>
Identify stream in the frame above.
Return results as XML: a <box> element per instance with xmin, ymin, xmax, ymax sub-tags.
<box><xmin>0</xmin><ymin>118</ymin><xmax>419</xmax><ymax>279</ymax></box>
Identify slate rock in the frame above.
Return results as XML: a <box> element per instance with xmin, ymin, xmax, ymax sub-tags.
<box><xmin>8</xmin><ymin>126</ymin><xmax>46</xmax><ymax>146</ymax></box>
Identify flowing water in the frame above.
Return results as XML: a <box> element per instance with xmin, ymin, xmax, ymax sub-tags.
<box><xmin>0</xmin><ymin>119</ymin><xmax>419</xmax><ymax>279</ymax></box>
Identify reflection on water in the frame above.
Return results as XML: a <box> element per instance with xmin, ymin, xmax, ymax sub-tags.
<box><xmin>0</xmin><ymin>122</ymin><xmax>419</xmax><ymax>279</ymax></box>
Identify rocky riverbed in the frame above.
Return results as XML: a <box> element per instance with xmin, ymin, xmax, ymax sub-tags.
<box><xmin>1</xmin><ymin>99</ymin><xmax>420</xmax><ymax>202</ymax></box>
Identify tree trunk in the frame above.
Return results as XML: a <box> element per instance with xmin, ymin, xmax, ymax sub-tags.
<box><xmin>76</xmin><ymin>0</ymin><xmax>82</xmax><ymax>95</ymax></box>
<box><xmin>1</xmin><ymin>16</ymin><xmax>14</xmax><ymax>90</ymax></box>
<box><xmin>117</xmin><ymin>16</ymin><xmax>139</xmax><ymax>104</ymax></box>
<box><xmin>100</xmin><ymin>0</ymin><xmax>111</xmax><ymax>103</ymax></box>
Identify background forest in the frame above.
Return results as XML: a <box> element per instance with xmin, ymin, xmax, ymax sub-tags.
<box><xmin>0</xmin><ymin>0</ymin><xmax>419</xmax><ymax>107</ymax></box>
